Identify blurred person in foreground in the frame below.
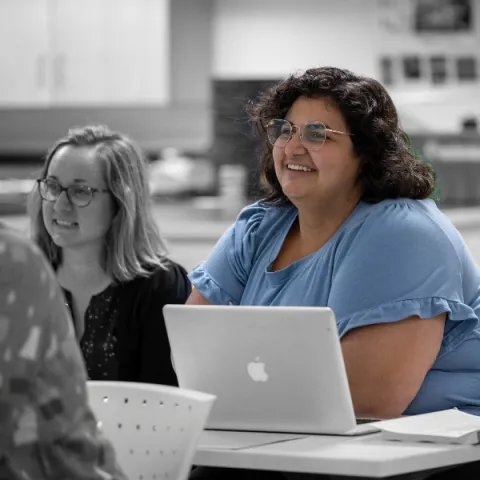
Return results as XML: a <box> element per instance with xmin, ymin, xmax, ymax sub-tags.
<box><xmin>188</xmin><ymin>67</ymin><xmax>480</xmax><ymax>480</ymax></box>
<box><xmin>28</xmin><ymin>125</ymin><xmax>190</xmax><ymax>385</ymax></box>
<box><xmin>0</xmin><ymin>224</ymin><xmax>126</xmax><ymax>479</ymax></box>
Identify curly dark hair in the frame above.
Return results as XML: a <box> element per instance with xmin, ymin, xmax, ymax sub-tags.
<box><xmin>246</xmin><ymin>66</ymin><xmax>436</xmax><ymax>205</ymax></box>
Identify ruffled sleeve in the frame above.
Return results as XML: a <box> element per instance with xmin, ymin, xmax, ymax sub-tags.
<box><xmin>188</xmin><ymin>202</ymin><xmax>268</xmax><ymax>305</ymax></box>
<box><xmin>328</xmin><ymin>200</ymin><xmax>479</xmax><ymax>358</ymax></box>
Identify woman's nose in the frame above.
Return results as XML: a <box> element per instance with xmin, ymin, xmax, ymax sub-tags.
<box><xmin>284</xmin><ymin>127</ymin><xmax>307</xmax><ymax>156</ymax></box>
<box><xmin>53</xmin><ymin>191</ymin><xmax>73</xmax><ymax>212</ymax></box>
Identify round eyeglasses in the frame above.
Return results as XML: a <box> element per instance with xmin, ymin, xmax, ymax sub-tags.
<box><xmin>37</xmin><ymin>178</ymin><xmax>110</xmax><ymax>208</ymax></box>
<box><xmin>266</xmin><ymin>119</ymin><xmax>353</xmax><ymax>151</ymax></box>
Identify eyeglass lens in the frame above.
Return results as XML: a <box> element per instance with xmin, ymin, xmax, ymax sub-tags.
<box><xmin>267</xmin><ymin>119</ymin><xmax>327</xmax><ymax>151</ymax></box>
<box><xmin>40</xmin><ymin>180</ymin><xmax>93</xmax><ymax>206</ymax></box>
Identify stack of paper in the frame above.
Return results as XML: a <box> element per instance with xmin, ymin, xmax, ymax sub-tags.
<box><xmin>375</xmin><ymin>409</ymin><xmax>480</xmax><ymax>445</ymax></box>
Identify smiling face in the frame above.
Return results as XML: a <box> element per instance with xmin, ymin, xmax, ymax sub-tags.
<box><xmin>273</xmin><ymin>96</ymin><xmax>362</xmax><ymax>208</ymax></box>
<box><xmin>41</xmin><ymin>145</ymin><xmax>115</xmax><ymax>257</ymax></box>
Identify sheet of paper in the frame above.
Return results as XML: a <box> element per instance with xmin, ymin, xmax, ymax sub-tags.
<box><xmin>197</xmin><ymin>430</ymin><xmax>306</xmax><ymax>450</ymax></box>
<box><xmin>374</xmin><ymin>409</ymin><xmax>480</xmax><ymax>438</ymax></box>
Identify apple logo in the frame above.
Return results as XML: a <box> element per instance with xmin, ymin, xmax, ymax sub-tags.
<box><xmin>247</xmin><ymin>357</ymin><xmax>269</xmax><ymax>382</ymax></box>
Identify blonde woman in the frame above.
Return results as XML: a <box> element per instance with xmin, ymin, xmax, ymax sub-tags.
<box><xmin>29</xmin><ymin>125</ymin><xmax>190</xmax><ymax>385</ymax></box>
<box><xmin>0</xmin><ymin>224</ymin><xmax>126</xmax><ymax>479</ymax></box>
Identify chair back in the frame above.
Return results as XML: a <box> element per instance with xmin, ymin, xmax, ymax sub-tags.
<box><xmin>87</xmin><ymin>381</ymin><xmax>216</xmax><ymax>480</ymax></box>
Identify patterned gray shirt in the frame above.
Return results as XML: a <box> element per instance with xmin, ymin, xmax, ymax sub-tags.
<box><xmin>0</xmin><ymin>226</ymin><xmax>127</xmax><ymax>480</ymax></box>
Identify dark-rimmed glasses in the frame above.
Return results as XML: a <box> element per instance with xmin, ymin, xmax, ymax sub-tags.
<box><xmin>266</xmin><ymin>119</ymin><xmax>353</xmax><ymax>151</ymax></box>
<box><xmin>37</xmin><ymin>178</ymin><xmax>110</xmax><ymax>208</ymax></box>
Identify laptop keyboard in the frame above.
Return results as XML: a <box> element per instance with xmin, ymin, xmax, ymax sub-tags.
<box><xmin>356</xmin><ymin>418</ymin><xmax>378</xmax><ymax>425</ymax></box>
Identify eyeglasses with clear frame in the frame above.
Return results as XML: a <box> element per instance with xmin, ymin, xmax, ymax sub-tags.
<box><xmin>266</xmin><ymin>119</ymin><xmax>353</xmax><ymax>151</ymax></box>
<box><xmin>37</xmin><ymin>178</ymin><xmax>110</xmax><ymax>208</ymax></box>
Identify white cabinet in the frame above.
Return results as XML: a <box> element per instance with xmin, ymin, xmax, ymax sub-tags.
<box><xmin>0</xmin><ymin>0</ymin><xmax>51</xmax><ymax>106</ymax></box>
<box><xmin>52</xmin><ymin>0</ymin><xmax>170</xmax><ymax>105</ymax></box>
<box><xmin>0</xmin><ymin>0</ymin><xmax>170</xmax><ymax>107</ymax></box>
<box><xmin>50</xmin><ymin>0</ymin><xmax>108</xmax><ymax>105</ymax></box>
<box><xmin>100</xmin><ymin>0</ymin><xmax>170</xmax><ymax>105</ymax></box>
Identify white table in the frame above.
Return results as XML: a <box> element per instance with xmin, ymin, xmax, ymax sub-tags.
<box><xmin>194</xmin><ymin>430</ymin><xmax>480</xmax><ymax>478</ymax></box>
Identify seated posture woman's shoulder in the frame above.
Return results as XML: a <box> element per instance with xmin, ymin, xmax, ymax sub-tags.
<box><xmin>0</xmin><ymin>226</ymin><xmax>126</xmax><ymax>479</ymax></box>
<box><xmin>187</xmin><ymin>201</ymin><xmax>288</xmax><ymax>305</ymax></box>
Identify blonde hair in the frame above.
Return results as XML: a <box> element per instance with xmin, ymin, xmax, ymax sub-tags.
<box><xmin>28</xmin><ymin>125</ymin><xmax>169</xmax><ymax>282</ymax></box>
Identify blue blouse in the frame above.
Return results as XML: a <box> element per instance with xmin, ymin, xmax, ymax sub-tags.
<box><xmin>189</xmin><ymin>198</ymin><xmax>480</xmax><ymax>415</ymax></box>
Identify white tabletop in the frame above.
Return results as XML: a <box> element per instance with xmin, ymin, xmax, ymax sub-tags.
<box><xmin>194</xmin><ymin>430</ymin><xmax>480</xmax><ymax>478</ymax></box>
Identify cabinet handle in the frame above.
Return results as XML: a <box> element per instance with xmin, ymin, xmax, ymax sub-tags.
<box><xmin>54</xmin><ymin>54</ymin><xmax>66</xmax><ymax>89</ymax></box>
<box><xmin>36</xmin><ymin>54</ymin><xmax>47</xmax><ymax>89</ymax></box>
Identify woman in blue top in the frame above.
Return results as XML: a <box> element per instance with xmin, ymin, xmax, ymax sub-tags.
<box><xmin>188</xmin><ymin>67</ymin><xmax>480</xmax><ymax>480</ymax></box>
<box><xmin>188</xmin><ymin>66</ymin><xmax>480</xmax><ymax>419</ymax></box>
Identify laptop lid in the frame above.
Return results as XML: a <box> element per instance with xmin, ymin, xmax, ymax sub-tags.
<box><xmin>163</xmin><ymin>305</ymin><xmax>357</xmax><ymax>435</ymax></box>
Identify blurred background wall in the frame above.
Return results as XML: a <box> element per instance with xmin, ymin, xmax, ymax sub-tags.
<box><xmin>1</xmin><ymin>0</ymin><xmax>480</xmax><ymax>204</ymax></box>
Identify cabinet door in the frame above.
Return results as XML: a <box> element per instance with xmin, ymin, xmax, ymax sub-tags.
<box><xmin>50</xmin><ymin>0</ymin><xmax>107</xmax><ymax>105</ymax></box>
<box><xmin>102</xmin><ymin>0</ymin><xmax>170</xmax><ymax>105</ymax></box>
<box><xmin>0</xmin><ymin>0</ymin><xmax>51</xmax><ymax>106</ymax></box>
<box><xmin>51</xmin><ymin>0</ymin><xmax>169</xmax><ymax>106</ymax></box>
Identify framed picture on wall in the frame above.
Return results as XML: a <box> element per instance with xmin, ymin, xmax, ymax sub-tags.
<box><xmin>380</xmin><ymin>56</ymin><xmax>394</xmax><ymax>85</ymax></box>
<box><xmin>430</xmin><ymin>56</ymin><xmax>448</xmax><ymax>83</ymax></box>
<box><xmin>414</xmin><ymin>0</ymin><xmax>472</xmax><ymax>32</ymax></box>
<box><xmin>403</xmin><ymin>56</ymin><xmax>422</xmax><ymax>80</ymax></box>
<box><xmin>456</xmin><ymin>57</ymin><xmax>477</xmax><ymax>80</ymax></box>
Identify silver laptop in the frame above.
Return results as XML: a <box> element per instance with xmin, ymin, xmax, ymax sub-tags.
<box><xmin>163</xmin><ymin>305</ymin><xmax>380</xmax><ymax>436</ymax></box>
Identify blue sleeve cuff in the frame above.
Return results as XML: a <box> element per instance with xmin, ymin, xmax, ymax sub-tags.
<box><xmin>188</xmin><ymin>263</ymin><xmax>239</xmax><ymax>305</ymax></box>
<box><xmin>337</xmin><ymin>297</ymin><xmax>478</xmax><ymax>358</ymax></box>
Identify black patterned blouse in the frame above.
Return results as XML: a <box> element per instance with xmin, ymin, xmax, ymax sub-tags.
<box><xmin>62</xmin><ymin>259</ymin><xmax>191</xmax><ymax>385</ymax></box>
<box><xmin>63</xmin><ymin>285</ymin><xmax>120</xmax><ymax>380</ymax></box>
